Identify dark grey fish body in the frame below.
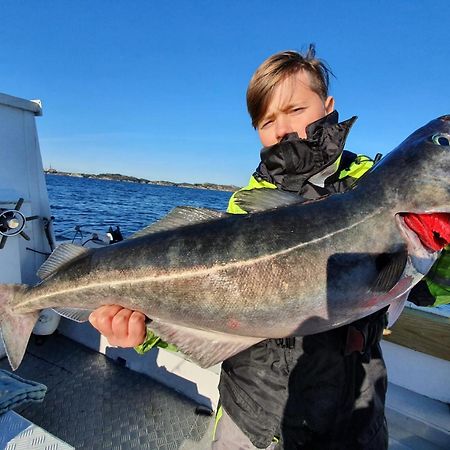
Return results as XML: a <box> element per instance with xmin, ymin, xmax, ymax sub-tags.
<box><xmin>1</xmin><ymin>116</ymin><xmax>450</xmax><ymax>369</ymax></box>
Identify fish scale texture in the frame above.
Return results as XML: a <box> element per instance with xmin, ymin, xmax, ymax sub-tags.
<box><xmin>0</xmin><ymin>334</ymin><xmax>212</xmax><ymax>449</ymax></box>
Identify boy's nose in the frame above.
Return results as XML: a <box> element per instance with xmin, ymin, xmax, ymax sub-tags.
<box><xmin>275</xmin><ymin>117</ymin><xmax>294</xmax><ymax>142</ymax></box>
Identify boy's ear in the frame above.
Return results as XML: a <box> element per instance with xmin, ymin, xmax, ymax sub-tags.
<box><xmin>325</xmin><ymin>96</ymin><xmax>335</xmax><ymax>114</ymax></box>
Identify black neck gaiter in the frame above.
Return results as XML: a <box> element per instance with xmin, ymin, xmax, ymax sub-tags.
<box><xmin>255</xmin><ymin>111</ymin><xmax>357</xmax><ymax>194</ymax></box>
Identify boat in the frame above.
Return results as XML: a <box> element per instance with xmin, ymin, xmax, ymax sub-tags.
<box><xmin>0</xmin><ymin>93</ymin><xmax>448</xmax><ymax>449</ymax></box>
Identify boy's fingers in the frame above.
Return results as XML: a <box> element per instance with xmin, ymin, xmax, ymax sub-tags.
<box><xmin>111</xmin><ymin>308</ymin><xmax>134</xmax><ymax>340</ymax></box>
<box><xmin>88</xmin><ymin>305</ymin><xmax>145</xmax><ymax>347</ymax></box>
<box><xmin>89</xmin><ymin>304</ymin><xmax>123</xmax><ymax>336</ymax></box>
<box><xmin>128</xmin><ymin>311</ymin><xmax>147</xmax><ymax>346</ymax></box>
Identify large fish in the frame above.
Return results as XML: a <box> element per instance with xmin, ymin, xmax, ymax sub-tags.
<box><xmin>1</xmin><ymin>116</ymin><xmax>450</xmax><ymax>371</ymax></box>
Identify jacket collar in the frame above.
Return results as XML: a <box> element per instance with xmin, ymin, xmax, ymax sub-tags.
<box><xmin>255</xmin><ymin>111</ymin><xmax>357</xmax><ymax>193</ymax></box>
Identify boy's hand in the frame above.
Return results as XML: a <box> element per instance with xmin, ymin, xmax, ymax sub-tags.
<box><xmin>89</xmin><ymin>305</ymin><xmax>147</xmax><ymax>347</ymax></box>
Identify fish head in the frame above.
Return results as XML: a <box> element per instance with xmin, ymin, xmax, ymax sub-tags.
<box><xmin>390</xmin><ymin>115</ymin><xmax>450</xmax><ymax>272</ymax></box>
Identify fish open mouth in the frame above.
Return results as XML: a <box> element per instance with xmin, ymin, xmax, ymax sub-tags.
<box><xmin>398</xmin><ymin>212</ymin><xmax>450</xmax><ymax>252</ymax></box>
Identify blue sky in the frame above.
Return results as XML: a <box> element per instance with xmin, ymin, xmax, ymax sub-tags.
<box><xmin>1</xmin><ymin>1</ymin><xmax>449</xmax><ymax>186</ymax></box>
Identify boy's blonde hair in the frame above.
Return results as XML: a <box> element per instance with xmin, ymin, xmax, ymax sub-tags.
<box><xmin>247</xmin><ymin>44</ymin><xmax>333</xmax><ymax>128</ymax></box>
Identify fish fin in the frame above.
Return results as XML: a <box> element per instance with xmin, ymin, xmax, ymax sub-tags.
<box><xmin>37</xmin><ymin>243</ymin><xmax>90</xmax><ymax>280</ymax></box>
<box><xmin>52</xmin><ymin>307</ymin><xmax>93</xmax><ymax>323</ymax></box>
<box><xmin>386</xmin><ymin>292</ymin><xmax>409</xmax><ymax>327</ymax></box>
<box><xmin>148</xmin><ymin>319</ymin><xmax>263</xmax><ymax>368</ymax></box>
<box><xmin>0</xmin><ymin>284</ymin><xmax>39</xmax><ymax>371</ymax></box>
<box><xmin>233</xmin><ymin>188</ymin><xmax>303</xmax><ymax>213</ymax></box>
<box><xmin>371</xmin><ymin>251</ymin><xmax>408</xmax><ymax>293</ymax></box>
<box><xmin>128</xmin><ymin>206</ymin><xmax>226</xmax><ymax>239</ymax></box>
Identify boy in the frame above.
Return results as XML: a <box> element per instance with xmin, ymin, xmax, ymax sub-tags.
<box><xmin>212</xmin><ymin>46</ymin><xmax>388</xmax><ymax>450</ymax></box>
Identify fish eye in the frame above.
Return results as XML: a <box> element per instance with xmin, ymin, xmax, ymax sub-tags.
<box><xmin>432</xmin><ymin>133</ymin><xmax>450</xmax><ymax>146</ymax></box>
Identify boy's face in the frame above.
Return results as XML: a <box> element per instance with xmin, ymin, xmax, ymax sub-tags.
<box><xmin>257</xmin><ymin>70</ymin><xmax>335</xmax><ymax>147</ymax></box>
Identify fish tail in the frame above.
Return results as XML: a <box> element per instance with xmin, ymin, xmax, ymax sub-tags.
<box><xmin>0</xmin><ymin>284</ymin><xmax>39</xmax><ymax>370</ymax></box>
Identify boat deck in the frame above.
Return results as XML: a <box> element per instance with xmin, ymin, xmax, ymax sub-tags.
<box><xmin>0</xmin><ymin>333</ymin><xmax>213</xmax><ymax>449</ymax></box>
<box><xmin>0</xmin><ymin>333</ymin><xmax>448</xmax><ymax>449</ymax></box>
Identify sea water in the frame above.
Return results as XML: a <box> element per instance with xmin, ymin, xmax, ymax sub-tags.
<box><xmin>46</xmin><ymin>174</ymin><xmax>231</xmax><ymax>241</ymax></box>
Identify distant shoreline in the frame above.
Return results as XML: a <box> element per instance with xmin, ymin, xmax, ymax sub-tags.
<box><xmin>44</xmin><ymin>169</ymin><xmax>239</xmax><ymax>192</ymax></box>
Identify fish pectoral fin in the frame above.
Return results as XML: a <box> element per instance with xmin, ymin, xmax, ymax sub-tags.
<box><xmin>386</xmin><ymin>292</ymin><xmax>409</xmax><ymax>327</ymax></box>
<box><xmin>52</xmin><ymin>307</ymin><xmax>93</xmax><ymax>323</ymax></box>
<box><xmin>128</xmin><ymin>206</ymin><xmax>226</xmax><ymax>239</ymax></box>
<box><xmin>148</xmin><ymin>319</ymin><xmax>263</xmax><ymax>368</ymax></box>
<box><xmin>370</xmin><ymin>251</ymin><xmax>408</xmax><ymax>293</ymax></box>
<box><xmin>234</xmin><ymin>188</ymin><xmax>303</xmax><ymax>213</ymax></box>
<box><xmin>37</xmin><ymin>243</ymin><xmax>91</xmax><ymax>280</ymax></box>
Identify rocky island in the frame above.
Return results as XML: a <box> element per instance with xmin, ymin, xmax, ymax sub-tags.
<box><xmin>45</xmin><ymin>168</ymin><xmax>240</xmax><ymax>192</ymax></box>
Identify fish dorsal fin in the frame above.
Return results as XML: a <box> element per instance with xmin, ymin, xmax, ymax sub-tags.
<box><xmin>52</xmin><ymin>307</ymin><xmax>93</xmax><ymax>323</ymax></box>
<box><xmin>234</xmin><ymin>188</ymin><xmax>303</xmax><ymax>213</ymax></box>
<box><xmin>37</xmin><ymin>243</ymin><xmax>90</xmax><ymax>280</ymax></box>
<box><xmin>148</xmin><ymin>319</ymin><xmax>263</xmax><ymax>368</ymax></box>
<box><xmin>129</xmin><ymin>206</ymin><xmax>226</xmax><ymax>239</ymax></box>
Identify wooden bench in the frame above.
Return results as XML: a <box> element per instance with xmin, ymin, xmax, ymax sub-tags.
<box><xmin>384</xmin><ymin>307</ymin><xmax>450</xmax><ymax>361</ymax></box>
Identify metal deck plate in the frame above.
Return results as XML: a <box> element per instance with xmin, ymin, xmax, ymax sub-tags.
<box><xmin>0</xmin><ymin>333</ymin><xmax>213</xmax><ymax>449</ymax></box>
<box><xmin>0</xmin><ymin>411</ymin><xmax>74</xmax><ymax>449</ymax></box>
<box><xmin>0</xmin><ymin>411</ymin><xmax>31</xmax><ymax>448</ymax></box>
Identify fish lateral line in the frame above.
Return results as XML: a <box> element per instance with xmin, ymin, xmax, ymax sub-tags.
<box><xmin>14</xmin><ymin>210</ymin><xmax>382</xmax><ymax>312</ymax></box>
